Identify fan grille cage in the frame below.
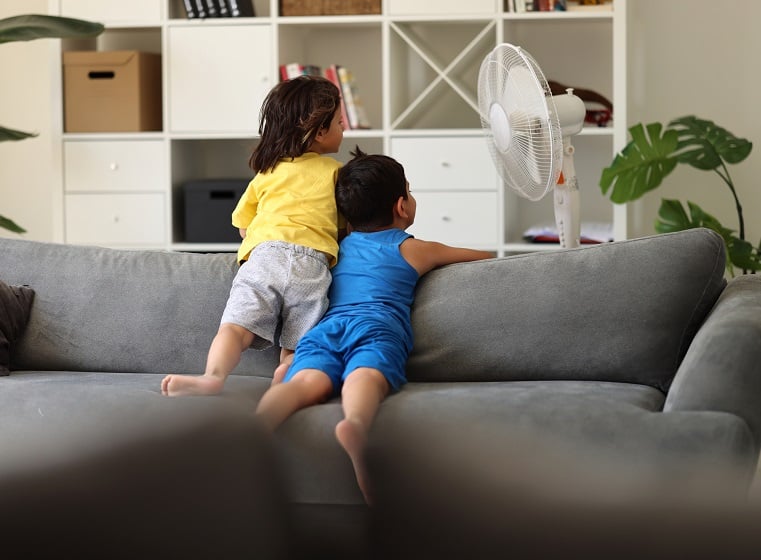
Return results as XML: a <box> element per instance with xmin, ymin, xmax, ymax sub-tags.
<box><xmin>478</xmin><ymin>44</ymin><xmax>563</xmax><ymax>201</ymax></box>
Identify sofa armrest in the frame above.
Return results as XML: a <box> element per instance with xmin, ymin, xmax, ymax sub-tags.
<box><xmin>665</xmin><ymin>275</ymin><xmax>761</xmax><ymax>451</ymax></box>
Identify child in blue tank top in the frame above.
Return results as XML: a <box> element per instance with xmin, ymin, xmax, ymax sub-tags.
<box><xmin>255</xmin><ymin>147</ymin><xmax>493</xmax><ymax>503</ymax></box>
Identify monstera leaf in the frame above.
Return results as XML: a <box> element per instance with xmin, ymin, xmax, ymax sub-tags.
<box><xmin>669</xmin><ymin>116</ymin><xmax>752</xmax><ymax>170</ymax></box>
<box><xmin>655</xmin><ymin>199</ymin><xmax>760</xmax><ymax>273</ymax></box>
<box><xmin>0</xmin><ymin>13</ymin><xmax>103</xmax><ymax>44</ymax></box>
<box><xmin>600</xmin><ymin>116</ymin><xmax>756</xmax><ymax>275</ymax></box>
<box><xmin>601</xmin><ymin>117</ymin><xmax>752</xmax><ymax>203</ymax></box>
<box><xmin>599</xmin><ymin>122</ymin><xmax>679</xmax><ymax>204</ymax></box>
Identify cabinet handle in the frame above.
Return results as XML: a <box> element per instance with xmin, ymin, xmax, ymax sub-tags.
<box><xmin>113</xmin><ymin>215</ymin><xmax>120</xmax><ymax>223</ymax></box>
<box><xmin>109</xmin><ymin>162</ymin><xmax>119</xmax><ymax>171</ymax></box>
<box><xmin>441</xmin><ymin>216</ymin><xmax>452</xmax><ymax>222</ymax></box>
<box><xmin>440</xmin><ymin>161</ymin><xmax>451</xmax><ymax>168</ymax></box>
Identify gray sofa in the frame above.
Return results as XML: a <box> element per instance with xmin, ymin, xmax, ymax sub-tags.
<box><xmin>1</xmin><ymin>227</ymin><xmax>760</xmax><ymax>558</ymax></box>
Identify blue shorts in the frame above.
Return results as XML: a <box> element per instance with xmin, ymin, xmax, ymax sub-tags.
<box><xmin>284</xmin><ymin>314</ymin><xmax>409</xmax><ymax>394</ymax></box>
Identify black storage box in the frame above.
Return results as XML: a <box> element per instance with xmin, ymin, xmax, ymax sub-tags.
<box><xmin>183</xmin><ymin>179</ymin><xmax>249</xmax><ymax>243</ymax></box>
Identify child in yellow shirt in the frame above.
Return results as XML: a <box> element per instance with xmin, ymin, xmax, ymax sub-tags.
<box><xmin>162</xmin><ymin>76</ymin><xmax>344</xmax><ymax>396</ymax></box>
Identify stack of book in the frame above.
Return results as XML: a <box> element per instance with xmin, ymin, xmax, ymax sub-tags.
<box><xmin>507</xmin><ymin>0</ymin><xmax>612</xmax><ymax>11</ymax></box>
<box><xmin>182</xmin><ymin>0</ymin><xmax>255</xmax><ymax>18</ymax></box>
<box><xmin>279</xmin><ymin>62</ymin><xmax>371</xmax><ymax>130</ymax></box>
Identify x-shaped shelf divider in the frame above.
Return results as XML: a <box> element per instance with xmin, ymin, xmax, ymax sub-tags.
<box><xmin>389</xmin><ymin>19</ymin><xmax>496</xmax><ymax>129</ymax></box>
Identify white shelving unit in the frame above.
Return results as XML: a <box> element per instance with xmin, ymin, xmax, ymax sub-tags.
<box><xmin>49</xmin><ymin>0</ymin><xmax>627</xmax><ymax>255</ymax></box>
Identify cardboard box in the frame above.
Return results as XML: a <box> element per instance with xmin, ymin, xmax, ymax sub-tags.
<box><xmin>63</xmin><ymin>51</ymin><xmax>162</xmax><ymax>132</ymax></box>
<box><xmin>183</xmin><ymin>179</ymin><xmax>249</xmax><ymax>243</ymax></box>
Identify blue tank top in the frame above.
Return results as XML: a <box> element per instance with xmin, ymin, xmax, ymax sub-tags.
<box><xmin>325</xmin><ymin>229</ymin><xmax>418</xmax><ymax>344</ymax></box>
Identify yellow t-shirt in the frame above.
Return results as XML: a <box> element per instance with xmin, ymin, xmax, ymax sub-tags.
<box><xmin>232</xmin><ymin>152</ymin><xmax>343</xmax><ymax>265</ymax></box>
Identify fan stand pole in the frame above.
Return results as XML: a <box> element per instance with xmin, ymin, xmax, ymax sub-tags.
<box><xmin>554</xmin><ymin>137</ymin><xmax>581</xmax><ymax>249</ymax></box>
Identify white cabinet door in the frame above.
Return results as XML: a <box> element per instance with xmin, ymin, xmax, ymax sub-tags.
<box><xmin>168</xmin><ymin>24</ymin><xmax>273</xmax><ymax>134</ymax></box>
<box><xmin>390</xmin><ymin>136</ymin><xmax>497</xmax><ymax>192</ymax></box>
<box><xmin>408</xmin><ymin>191</ymin><xmax>498</xmax><ymax>247</ymax></box>
<box><xmin>65</xmin><ymin>193</ymin><xmax>166</xmax><ymax>246</ymax></box>
<box><xmin>64</xmin><ymin>140</ymin><xmax>166</xmax><ymax>193</ymax></box>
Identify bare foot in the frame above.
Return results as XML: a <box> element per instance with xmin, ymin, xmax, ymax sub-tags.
<box><xmin>161</xmin><ymin>374</ymin><xmax>224</xmax><ymax>397</ymax></box>
<box><xmin>336</xmin><ymin>418</ymin><xmax>373</xmax><ymax>504</ymax></box>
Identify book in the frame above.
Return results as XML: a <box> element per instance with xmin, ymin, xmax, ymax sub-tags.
<box><xmin>228</xmin><ymin>0</ymin><xmax>256</xmax><ymax>17</ymax></box>
<box><xmin>279</xmin><ymin>63</ymin><xmax>322</xmax><ymax>81</ymax></box>
<box><xmin>204</xmin><ymin>0</ymin><xmax>218</xmax><ymax>17</ymax></box>
<box><xmin>566</xmin><ymin>0</ymin><xmax>612</xmax><ymax>10</ymax></box>
<box><xmin>337</xmin><ymin>66</ymin><xmax>371</xmax><ymax>129</ymax></box>
<box><xmin>217</xmin><ymin>0</ymin><xmax>231</xmax><ymax>17</ymax></box>
<box><xmin>193</xmin><ymin>0</ymin><xmax>207</xmax><ymax>18</ymax></box>
<box><xmin>323</xmin><ymin>64</ymin><xmax>350</xmax><ymax>131</ymax></box>
<box><xmin>181</xmin><ymin>0</ymin><xmax>197</xmax><ymax>18</ymax></box>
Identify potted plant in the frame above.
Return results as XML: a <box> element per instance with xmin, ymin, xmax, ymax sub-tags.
<box><xmin>0</xmin><ymin>13</ymin><xmax>103</xmax><ymax>234</ymax></box>
<box><xmin>600</xmin><ymin>115</ymin><xmax>758</xmax><ymax>276</ymax></box>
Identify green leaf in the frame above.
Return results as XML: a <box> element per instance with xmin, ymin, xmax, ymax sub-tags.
<box><xmin>0</xmin><ymin>14</ymin><xmax>103</xmax><ymax>44</ymax></box>
<box><xmin>655</xmin><ymin>199</ymin><xmax>733</xmax><ymax>237</ymax></box>
<box><xmin>599</xmin><ymin>122</ymin><xmax>679</xmax><ymax>203</ymax></box>
<box><xmin>669</xmin><ymin>115</ymin><xmax>752</xmax><ymax>170</ymax></box>
<box><xmin>726</xmin><ymin>238</ymin><xmax>761</xmax><ymax>272</ymax></box>
<box><xmin>0</xmin><ymin>215</ymin><xmax>26</xmax><ymax>234</ymax></box>
<box><xmin>0</xmin><ymin>125</ymin><xmax>38</xmax><ymax>142</ymax></box>
<box><xmin>654</xmin><ymin>199</ymin><xmax>761</xmax><ymax>274</ymax></box>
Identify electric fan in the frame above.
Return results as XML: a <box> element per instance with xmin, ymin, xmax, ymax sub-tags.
<box><xmin>477</xmin><ymin>43</ymin><xmax>586</xmax><ymax>248</ymax></box>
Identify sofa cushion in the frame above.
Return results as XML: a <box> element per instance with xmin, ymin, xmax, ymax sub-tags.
<box><xmin>408</xmin><ymin>228</ymin><xmax>727</xmax><ymax>392</ymax></box>
<box><xmin>0</xmin><ymin>280</ymin><xmax>35</xmax><ymax>376</ymax></box>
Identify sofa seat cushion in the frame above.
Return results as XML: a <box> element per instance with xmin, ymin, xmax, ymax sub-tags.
<box><xmin>0</xmin><ymin>371</ymin><xmax>270</xmax><ymax>438</ymax></box>
<box><xmin>269</xmin><ymin>378</ymin><xmax>755</xmax><ymax>507</ymax></box>
<box><xmin>372</xmin><ymin>380</ymin><xmax>756</xmax><ymax>493</ymax></box>
<box><xmin>0</xmin><ymin>375</ymin><xmax>289</xmax><ymax>559</ymax></box>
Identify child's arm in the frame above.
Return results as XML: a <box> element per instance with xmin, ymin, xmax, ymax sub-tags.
<box><xmin>231</xmin><ymin>181</ymin><xmax>258</xmax><ymax>232</ymax></box>
<box><xmin>400</xmin><ymin>238</ymin><xmax>493</xmax><ymax>277</ymax></box>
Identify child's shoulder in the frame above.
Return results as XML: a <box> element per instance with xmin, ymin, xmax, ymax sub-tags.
<box><xmin>318</xmin><ymin>154</ymin><xmax>342</xmax><ymax>169</ymax></box>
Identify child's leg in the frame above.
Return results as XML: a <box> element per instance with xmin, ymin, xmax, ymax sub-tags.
<box><xmin>255</xmin><ymin>369</ymin><xmax>333</xmax><ymax>432</ymax></box>
<box><xmin>271</xmin><ymin>347</ymin><xmax>294</xmax><ymax>386</ymax></box>
<box><xmin>335</xmin><ymin>368</ymin><xmax>390</xmax><ymax>504</ymax></box>
<box><xmin>161</xmin><ymin>323</ymin><xmax>255</xmax><ymax>397</ymax></box>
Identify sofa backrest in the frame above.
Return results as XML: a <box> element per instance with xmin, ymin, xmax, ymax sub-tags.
<box><xmin>407</xmin><ymin>228</ymin><xmax>727</xmax><ymax>393</ymax></box>
<box><xmin>0</xmin><ymin>239</ymin><xmax>278</xmax><ymax>375</ymax></box>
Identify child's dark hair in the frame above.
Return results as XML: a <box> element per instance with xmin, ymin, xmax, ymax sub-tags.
<box><xmin>335</xmin><ymin>147</ymin><xmax>408</xmax><ymax>231</ymax></box>
<box><xmin>249</xmin><ymin>76</ymin><xmax>341</xmax><ymax>173</ymax></box>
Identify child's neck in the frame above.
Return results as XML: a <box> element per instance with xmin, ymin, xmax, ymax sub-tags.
<box><xmin>353</xmin><ymin>218</ymin><xmax>409</xmax><ymax>233</ymax></box>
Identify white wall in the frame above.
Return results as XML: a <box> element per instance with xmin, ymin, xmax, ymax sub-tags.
<box><xmin>2</xmin><ymin>0</ymin><xmax>760</xmax><ymax>247</ymax></box>
<box><xmin>0</xmin><ymin>0</ymin><xmax>58</xmax><ymax>242</ymax></box>
<box><xmin>627</xmin><ymin>0</ymin><xmax>761</xmax><ymax>247</ymax></box>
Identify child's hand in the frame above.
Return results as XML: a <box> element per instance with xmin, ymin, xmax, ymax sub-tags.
<box><xmin>239</xmin><ymin>228</ymin><xmax>247</xmax><ymax>239</ymax></box>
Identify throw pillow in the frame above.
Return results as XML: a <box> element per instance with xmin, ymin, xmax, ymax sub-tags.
<box><xmin>0</xmin><ymin>280</ymin><xmax>35</xmax><ymax>375</ymax></box>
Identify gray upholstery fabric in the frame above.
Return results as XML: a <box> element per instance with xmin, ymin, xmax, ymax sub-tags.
<box><xmin>0</xmin><ymin>400</ymin><xmax>289</xmax><ymax>559</ymax></box>
<box><xmin>367</xmin><ymin>416</ymin><xmax>761</xmax><ymax>560</ymax></box>
<box><xmin>0</xmin><ymin>228</ymin><xmax>759</xmax><ymax>550</ymax></box>
<box><xmin>666</xmin><ymin>275</ymin><xmax>761</xmax><ymax>447</ymax></box>
<box><xmin>408</xmin><ymin>228</ymin><xmax>726</xmax><ymax>392</ymax></box>
<box><xmin>0</xmin><ymin>238</ymin><xmax>279</xmax><ymax>375</ymax></box>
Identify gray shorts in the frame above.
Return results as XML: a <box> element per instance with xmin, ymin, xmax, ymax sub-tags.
<box><xmin>220</xmin><ymin>241</ymin><xmax>331</xmax><ymax>350</ymax></box>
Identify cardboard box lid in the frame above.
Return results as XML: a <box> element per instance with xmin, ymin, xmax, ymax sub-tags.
<box><xmin>63</xmin><ymin>50</ymin><xmax>150</xmax><ymax>67</ymax></box>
